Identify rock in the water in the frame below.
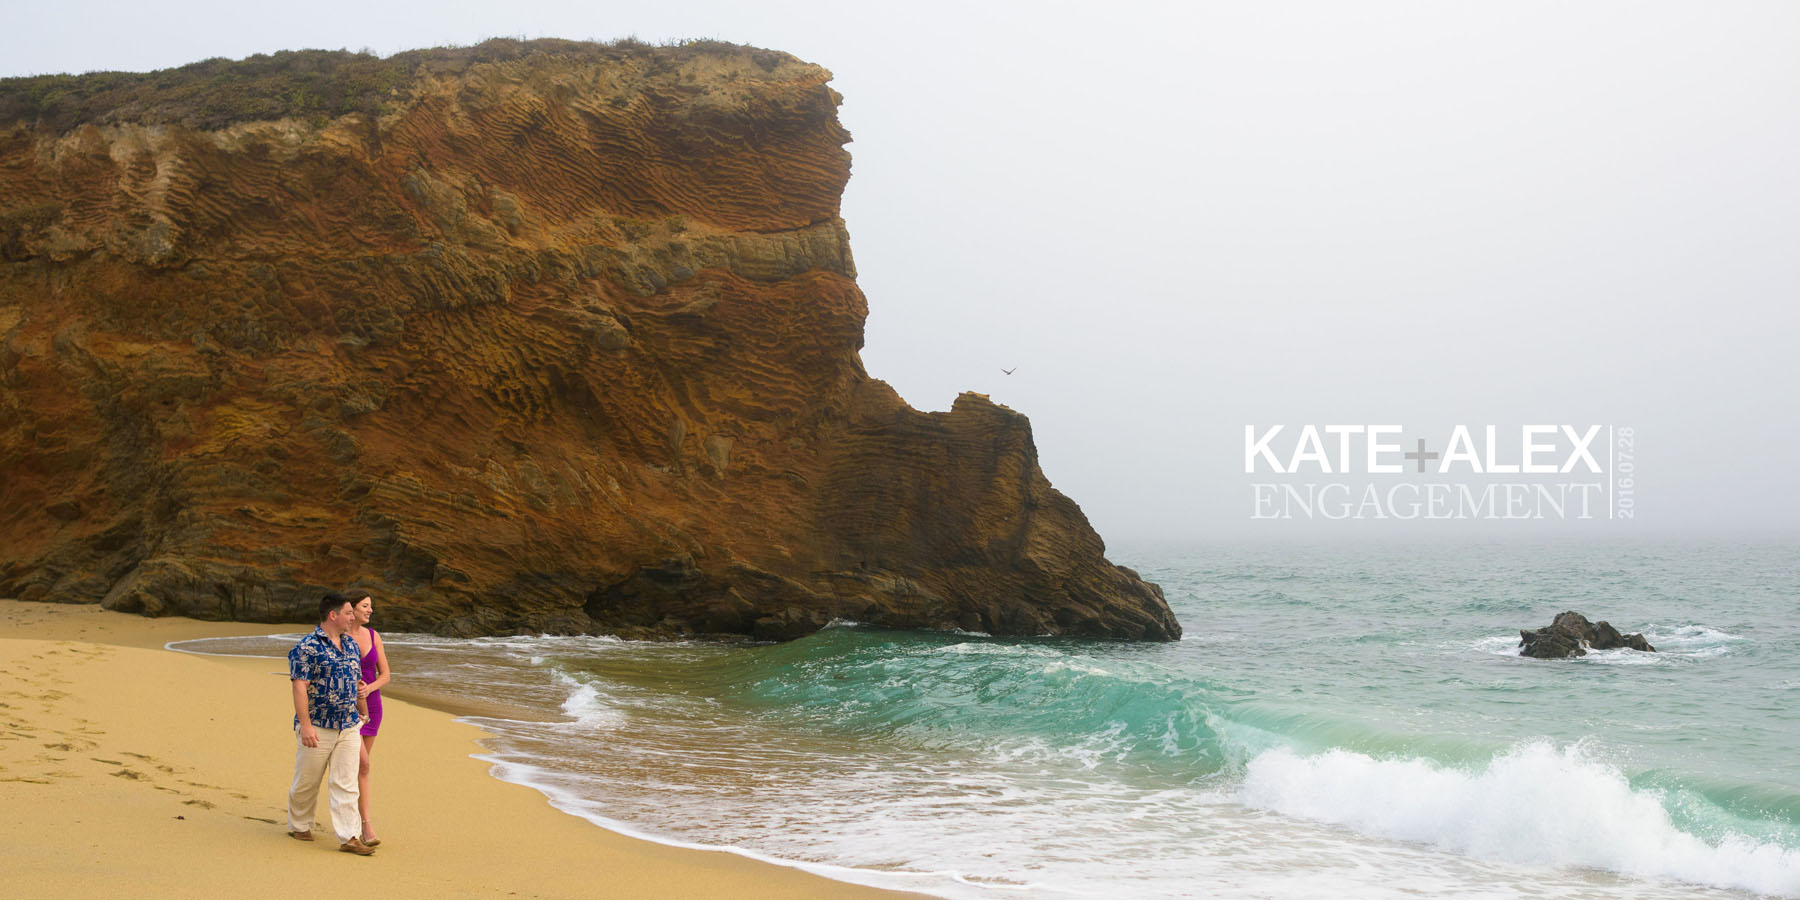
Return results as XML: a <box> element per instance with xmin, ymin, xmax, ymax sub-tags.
<box><xmin>0</xmin><ymin>40</ymin><xmax>1180</xmax><ymax>642</ymax></box>
<box><xmin>1519</xmin><ymin>611</ymin><xmax>1655</xmax><ymax>658</ymax></box>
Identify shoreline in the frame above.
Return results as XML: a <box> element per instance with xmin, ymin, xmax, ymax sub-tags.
<box><xmin>0</xmin><ymin>599</ymin><xmax>922</xmax><ymax>899</ymax></box>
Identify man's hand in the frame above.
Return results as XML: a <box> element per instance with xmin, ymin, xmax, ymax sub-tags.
<box><xmin>292</xmin><ymin>678</ymin><xmax>315</xmax><ymax>745</ymax></box>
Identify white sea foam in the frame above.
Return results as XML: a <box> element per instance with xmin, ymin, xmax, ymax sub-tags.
<box><xmin>551</xmin><ymin>670</ymin><xmax>626</xmax><ymax>730</ymax></box>
<box><xmin>1039</xmin><ymin>659</ymin><xmax>1111</xmax><ymax>677</ymax></box>
<box><xmin>445</xmin><ymin>634</ymin><xmax>625</xmax><ymax>652</ymax></box>
<box><xmin>938</xmin><ymin>641</ymin><xmax>1033</xmax><ymax>657</ymax></box>
<box><xmin>1584</xmin><ymin>622</ymin><xmax>1744</xmax><ymax>662</ymax></box>
<box><xmin>166</xmin><ymin>633</ymin><xmax>306</xmax><ymax>658</ymax></box>
<box><xmin>1644</xmin><ymin>624</ymin><xmax>1744</xmax><ymax>644</ymax></box>
<box><xmin>1471</xmin><ymin>635</ymin><xmax>1523</xmax><ymax>657</ymax></box>
<box><xmin>1576</xmin><ymin>646</ymin><xmax>1669</xmax><ymax>666</ymax></box>
<box><xmin>1641</xmin><ymin>624</ymin><xmax>1745</xmax><ymax>659</ymax></box>
<box><xmin>1240</xmin><ymin>740</ymin><xmax>1800</xmax><ymax>898</ymax></box>
<box><xmin>470</xmin><ymin>754</ymin><xmax>972</xmax><ymax>898</ymax></box>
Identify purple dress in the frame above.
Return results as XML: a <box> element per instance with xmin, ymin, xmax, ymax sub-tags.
<box><xmin>358</xmin><ymin>628</ymin><xmax>383</xmax><ymax>737</ymax></box>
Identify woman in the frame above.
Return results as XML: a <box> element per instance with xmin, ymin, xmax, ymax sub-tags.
<box><xmin>350</xmin><ymin>594</ymin><xmax>392</xmax><ymax>847</ymax></box>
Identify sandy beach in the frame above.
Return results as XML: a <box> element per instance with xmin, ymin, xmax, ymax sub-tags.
<box><xmin>0</xmin><ymin>599</ymin><xmax>915</xmax><ymax>899</ymax></box>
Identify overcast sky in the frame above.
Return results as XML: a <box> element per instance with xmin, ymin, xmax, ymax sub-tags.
<box><xmin>6</xmin><ymin>1</ymin><xmax>1798</xmax><ymax>543</ymax></box>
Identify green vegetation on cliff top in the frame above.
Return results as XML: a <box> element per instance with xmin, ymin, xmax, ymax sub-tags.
<box><xmin>0</xmin><ymin>37</ymin><xmax>784</xmax><ymax>133</ymax></box>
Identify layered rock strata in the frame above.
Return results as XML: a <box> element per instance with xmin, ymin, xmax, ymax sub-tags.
<box><xmin>0</xmin><ymin>40</ymin><xmax>1178</xmax><ymax>641</ymax></box>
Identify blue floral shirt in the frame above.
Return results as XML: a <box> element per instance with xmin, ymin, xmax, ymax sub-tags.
<box><xmin>288</xmin><ymin>627</ymin><xmax>362</xmax><ymax>731</ymax></box>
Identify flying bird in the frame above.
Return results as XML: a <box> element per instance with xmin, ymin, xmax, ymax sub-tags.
<box><xmin>1001</xmin><ymin>367</ymin><xmax>1016</xmax><ymax>375</ymax></box>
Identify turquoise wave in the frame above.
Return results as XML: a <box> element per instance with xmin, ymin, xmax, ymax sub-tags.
<box><xmin>565</xmin><ymin>622</ymin><xmax>1800</xmax><ymax>852</ymax></box>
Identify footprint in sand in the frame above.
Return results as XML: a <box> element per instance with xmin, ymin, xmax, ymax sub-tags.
<box><xmin>179</xmin><ymin>780</ymin><xmax>239</xmax><ymax>796</ymax></box>
<box><xmin>119</xmin><ymin>751</ymin><xmax>178</xmax><ymax>775</ymax></box>
<box><xmin>98</xmin><ymin>753</ymin><xmax>255</xmax><ymax>814</ymax></box>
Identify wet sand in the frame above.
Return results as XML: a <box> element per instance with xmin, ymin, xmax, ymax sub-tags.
<box><xmin>0</xmin><ymin>599</ymin><xmax>918</xmax><ymax>899</ymax></box>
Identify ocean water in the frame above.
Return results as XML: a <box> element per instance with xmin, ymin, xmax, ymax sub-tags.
<box><xmin>180</xmin><ymin>541</ymin><xmax>1800</xmax><ymax>898</ymax></box>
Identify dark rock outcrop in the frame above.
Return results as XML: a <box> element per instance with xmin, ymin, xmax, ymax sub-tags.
<box><xmin>1519</xmin><ymin>611</ymin><xmax>1655</xmax><ymax>658</ymax></box>
<box><xmin>0</xmin><ymin>40</ymin><xmax>1180</xmax><ymax>641</ymax></box>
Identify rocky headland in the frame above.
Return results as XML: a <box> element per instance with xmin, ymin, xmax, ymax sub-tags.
<box><xmin>0</xmin><ymin>39</ymin><xmax>1179</xmax><ymax>641</ymax></box>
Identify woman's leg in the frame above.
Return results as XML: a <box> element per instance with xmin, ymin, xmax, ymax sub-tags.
<box><xmin>358</xmin><ymin>734</ymin><xmax>378</xmax><ymax>842</ymax></box>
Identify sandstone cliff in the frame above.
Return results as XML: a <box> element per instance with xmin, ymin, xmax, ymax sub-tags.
<box><xmin>0</xmin><ymin>39</ymin><xmax>1179</xmax><ymax>641</ymax></box>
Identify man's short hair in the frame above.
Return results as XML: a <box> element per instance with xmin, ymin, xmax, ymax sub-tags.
<box><xmin>318</xmin><ymin>592</ymin><xmax>356</xmax><ymax>623</ymax></box>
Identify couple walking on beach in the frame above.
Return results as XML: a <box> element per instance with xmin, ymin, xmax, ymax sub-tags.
<box><xmin>286</xmin><ymin>592</ymin><xmax>392</xmax><ymax>855</ymax></box>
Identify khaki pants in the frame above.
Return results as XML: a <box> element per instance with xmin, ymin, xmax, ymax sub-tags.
<box><xmin>287</xmin><ymin>724</ymin><xmax>363</xmax><ymax>843</ymax></box>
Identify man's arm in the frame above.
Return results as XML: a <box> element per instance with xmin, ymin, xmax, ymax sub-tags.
<box><xmin>291</xmin><ymin>679</ymin><xmax>319</xmax><ymax>748</ymax></box>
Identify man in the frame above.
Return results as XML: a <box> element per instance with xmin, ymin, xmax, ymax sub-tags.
<box><xmin>287</xmin><ymin>592</ymin><xmax>375</xmax><ymax>855</ymax></box>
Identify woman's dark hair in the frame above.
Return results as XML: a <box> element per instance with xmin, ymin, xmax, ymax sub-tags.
<box><xmin>318</xmin><ymin>592</ymin><xmax>357</xmax><ymax>623</ymax></box>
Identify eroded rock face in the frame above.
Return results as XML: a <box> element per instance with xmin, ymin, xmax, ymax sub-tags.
<box><xmin>0</xmin><ymin>41</ymin><xmax>1180</xmax><ymax>641</ymax></box>
<box><xmin>1519</xmin><ymin>611</ymin><xmax>1654</xmax><ymax>658</ymax></box>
